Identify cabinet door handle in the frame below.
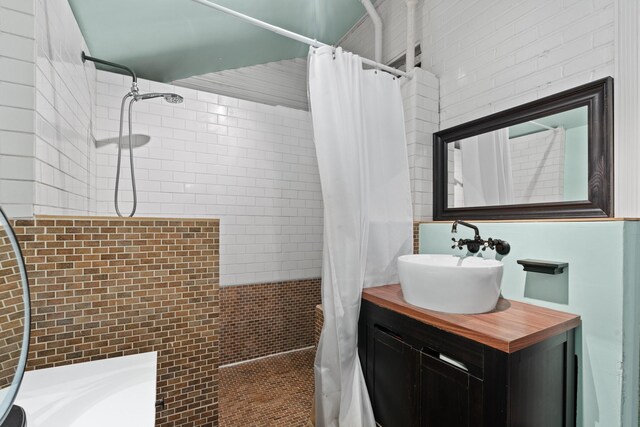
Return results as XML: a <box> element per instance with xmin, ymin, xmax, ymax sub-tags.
<box><xmin>422</xmin><ymin>347</ymin><xmax>469</xmax><ymax>372</ymax></box>
<box><xmin>438</xmin><ymin>354</ymin><xmax>468</xmax><ymax>372</ymax></box>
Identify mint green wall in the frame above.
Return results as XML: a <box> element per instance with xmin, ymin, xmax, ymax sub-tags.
<box><xmin>564</xmin><ymin>125</ymin><xmax>588</xmax><ymax>201</ymax></box>
<box><xmin>68</xmin><ymin>0</ymin><xmax>367</xmax><ymax>82</ymax></box>
<box><xmin>419</xmin><ymin>221</ymin><xmax>638</xmax><ymax>426</ymax></box>
<box><xmin>622</xmin><ymin>221</ymin><xmax>640</xmax><ymax>426</ymax></box>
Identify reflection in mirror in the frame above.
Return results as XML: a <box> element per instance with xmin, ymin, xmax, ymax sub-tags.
<box><xmin>448</xmin><ymin>106</ymin><xmax>588</xmax><ymax>208</ymax></box>
<box><xmin>0</xmin><ymin>225</ymin><xmax>25</xmax><ymax>391</ymax></box>
<box><xmin>0</xmin><ymin>208</ymin><xmax>30</xmax><ymax>427</ymax></box>
<box><xmin>434</xmin><ymin>77</ymin><xmax>613</xmax><ymax>220</ymax></box>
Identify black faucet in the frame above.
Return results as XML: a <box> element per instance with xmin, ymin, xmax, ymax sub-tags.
<box><xmin>451</xmin><ymin>220</ymin><xmax>511</xmax><ymax>255</ymax></box>
<box><xmin>451</xmin><ymin>220</ymin><xmax>480</xmax><ymax>239</ymax></box>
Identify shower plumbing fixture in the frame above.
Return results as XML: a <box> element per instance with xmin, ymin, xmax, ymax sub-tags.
<box><xmin>82</xmin><ymin>51</ymin><xmax>139</xmax><ymax>95</ymax></box>
<box><xmin>451</xmin><ymin>220</ymin><xmax>511</xmax><ymax>255</ymax></box>
<box><xmin>81</xmin><ymin>52</ymin><xmax>184</xmax><ymax>217</ymax></box>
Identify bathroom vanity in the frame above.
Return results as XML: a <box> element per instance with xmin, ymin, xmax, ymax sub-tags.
<box><xmin>358</xmin><ymin>285</ymin><xmax>581</xmax><ymax>427</ymax></box>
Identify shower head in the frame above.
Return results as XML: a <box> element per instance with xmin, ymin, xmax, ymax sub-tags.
<box><xmin>163</xmin><ymin>93</ymin><xmax>184</xmax><ymax>104</ymax></box>
<box><xmin>134</xmin><ymin>92</ymin><xmax>184</xmax><ymax>104</ymax></box>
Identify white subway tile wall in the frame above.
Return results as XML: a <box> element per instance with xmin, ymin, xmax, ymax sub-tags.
<box><xmin>421</xmin><ymin>0</ymin><xmax>614</xmax><ymax>128</ymax></box>
<box><xmin>174</xmin><ymin>57</ymin><xmax>309</xmax><ymax>111</ymax></box>
<box><xmin>401</xmin><ymin>68</ymin><xmax>439</xmax><ymax>220</ymax></box>
<box><xmin>34</xmin><ymin>0</ymin><xmax>97</xmax><ymax>216</ymax></box>
<box><xmin>340</xmin><ymin>0</ymin><xmax>614</xmax><ymax>219</ymax></box>
<box><xmin>509</xmin><ymin>129</ymin><xmax>566</xmax><ymax>204</ymax></box>
<box><xmin>0</xmin><ymin>0</ymin><xmax>36</xmax><ymax>218</ymax></box>
<box><xmin>340</xmin><ymin>0</ymin><xmax>416</xmax><ymax>65</ymax></box>
<box><xmin>94</xmin><ymin>71</ymin><xmax>323</xmax><ymax>286</ymax></box>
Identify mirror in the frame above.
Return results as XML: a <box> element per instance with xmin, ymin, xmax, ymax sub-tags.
<box><xmin>0</xmin><ymin>208</ymin><xmax>30</xmax><ymax>426</ymax></box>
<box><xmin>434</xmin><ymin>77</ymin><xmax>613</xmax><ymax>220</ymax></box>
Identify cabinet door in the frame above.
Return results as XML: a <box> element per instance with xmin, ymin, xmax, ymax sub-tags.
<box><xmin>371</xmin><ymin>327</ymin><xmax>418</xmax><ymax>427</ymax></box>
<box><xmin>419</xmin><ymin>351</ymin><xmax>482</xmax><ymax>427</ymax></box>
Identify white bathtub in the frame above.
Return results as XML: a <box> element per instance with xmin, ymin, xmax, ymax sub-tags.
<box><xmin>14</xmin><ymin>352</ymin><xmax>157</xmax><ymax>427</ymax></box>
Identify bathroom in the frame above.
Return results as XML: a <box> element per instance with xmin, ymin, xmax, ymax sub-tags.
<box><xmin>0</xmin><ymin>0</ymin><xmax>638</xmax><ymax>426</ymax></box>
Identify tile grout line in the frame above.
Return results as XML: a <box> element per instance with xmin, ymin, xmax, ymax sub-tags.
<box><xmin>220</xmin><ymin>345</ymin><xmax>315</xmax><ymax>368</ymax></box>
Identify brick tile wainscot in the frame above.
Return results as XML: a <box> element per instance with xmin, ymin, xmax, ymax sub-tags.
<box><xmin>11</xmin><ymin>216</ymin><xmax>220</xmax><ymax>427</ymax></box>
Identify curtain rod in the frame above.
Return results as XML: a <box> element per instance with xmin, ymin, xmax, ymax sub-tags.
<box><xmin>190</xmin><ymin>0</ymin><xmax>411</xmax><ymax>79</ymax></box>
<box><xmin>529</xmin><ymin>120</ymin><xmax>557</xmax><ymax>131</ymax></box>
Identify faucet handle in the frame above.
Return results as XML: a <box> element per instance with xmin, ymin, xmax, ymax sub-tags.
<box><xmin>486</xmin><ymin>238</ymin><xmax>511</xmax><ymax>255</ymax></box>
<box><xmin>494</xmin><ymin>239</ymin><xmax>510</xmax><ymax>256</ymax></box>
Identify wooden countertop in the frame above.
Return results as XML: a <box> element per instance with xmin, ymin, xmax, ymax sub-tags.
<box><xmin>362</xmin><ymin>284</ymin><xmax>581</xmax><ymax>353</ymax></box>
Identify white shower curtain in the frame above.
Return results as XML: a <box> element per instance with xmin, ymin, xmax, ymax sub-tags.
<box><xmin>308</xmin><ymin>46</ymin><xmax>413</xmax><ymax>427</ymax></box>
<box><xmin>460</xmin><ymin>128</ymin><xmax>514</xmax><ymax>206</ymax></box>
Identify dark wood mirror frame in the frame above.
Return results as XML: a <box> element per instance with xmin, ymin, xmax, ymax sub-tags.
<box><xmin>433</xmin><ymin>77</ymin><xmax>613</xmax><ymax>220</ymax></box>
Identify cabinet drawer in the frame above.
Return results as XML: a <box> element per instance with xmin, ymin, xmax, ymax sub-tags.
<box><xmin>419</xmin><ymin>351</ymin><xmax>483</xmax><ymax>427</ymax></box>
<box><xmin>365</xmin><ymin>302</ymin><xmax>485</xmax><ymax>378</ymax></box>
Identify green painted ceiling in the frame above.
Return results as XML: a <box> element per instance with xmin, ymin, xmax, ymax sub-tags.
<box><xmin>68</xmin><ymin>0</ymin><xmax>367</xmax><ymax>83</ymax></box>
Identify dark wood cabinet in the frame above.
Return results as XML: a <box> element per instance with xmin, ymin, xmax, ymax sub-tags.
<box><xmin>370</xmin><ymin>327</ymin><xmax>418</xmax><ymax>426</ymax></box>
<box><xmin>418</xmin><ymin>350</ymin><xmax>482</xmax><ymax>427</ymax></box>
<box><xmin>359</xmin><ymin>286</ymin><xmax>580</xmax><ymax>427</ymax></box>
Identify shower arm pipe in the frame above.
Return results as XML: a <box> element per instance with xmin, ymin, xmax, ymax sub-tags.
<box><xmin>81</xmin><ymin>51</ymin><xmax>138</xmax><ymax>87</ymax></box>
<box><xmin>359</xmin><ymin>0</ymin><xmax>382</xmax><ymax>64</ymax></box>
<box><xmin>405</xmin><ymin>0</ymin><xmax>418</xmax><ymax>71</ymax></box>
<box><xmin>189</xmin><ymin>0</ymin><xmax>410</xmax><ymax>79</ymax></box>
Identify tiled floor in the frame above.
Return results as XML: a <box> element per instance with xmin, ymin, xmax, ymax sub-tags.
<box><xmin>220</xmin><ymin>348</ymin><xmax>315</xmax><ymax>427</ymax></box>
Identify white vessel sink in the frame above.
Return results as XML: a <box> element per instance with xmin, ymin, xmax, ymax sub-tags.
<box><xmin>398</xmin><ymin>254</ymin><xmax>504</xmax><ymax>314</ymax></box>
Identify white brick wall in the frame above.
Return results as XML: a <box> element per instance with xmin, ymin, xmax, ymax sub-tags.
<box><xmin>421</xmin><ymin>0</ymin><xmax>615</xmax><ymax>128</ymax></box>
<box><xmin>174</xmin><ymin>58</ymin><xmax>309</xmax><ymax>111</ymax></box>
<box><xmin>95</xmin><ymin>71</ymin><xmax>323</xmax><ymax>286</ymax></box>
<box><xmin>340</xmin><ymin>0</ymin><xmax>416</xmax><ymax>64</ymax></box>
<box><xmin>401</xmin><ymin>68</ymin><xmax>439</xmax><ymax>220</ymax></box>
<box><xmin>340</xmin><ymin>0</ymin><xmax>615</xmax><ymax>220</ymax></box>
<box><xmin>419</xmin><ymin>0</ymin><xmax>614</xmax><ymax>216</ymax></box>
<box><xmin>509</xmin><ymin>129</ymin><xmax>565</xmax><ymax>204</ymax></box>
<box><xmin>0</xmin><ymin>0</ymin><xmax>36</xmax><ymax>218</ymax></box>
<box><xmin>0</xmin><ymin>0</ymin><xmax>97</xmax><ymax>218</ymax></box>
<box><xmin>34</xmin><ymin>0</ymin><xmax>97</xmax><ymax>215</ymax></box>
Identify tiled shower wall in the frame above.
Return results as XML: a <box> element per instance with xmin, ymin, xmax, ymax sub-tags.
<box><xmin>0</xmin><ymin>0</ymin><xmax>36</xmax><ymax>218</ymax></box>
<box><xmin>0</xmin><ymin>0</ymin><xmax>98</xmax><ymax>219</ymax></box>
<box><xmin>13</xmin><ymin>216</ymin><xmax>220</xmax><ymax>426</ymax></box>
<box><xmin>220</xmin><ymin>278</ymin><xmax>320</xmax><ymax>365</ymax></box>
<box><xmin>9</xmin><ymin>0</ymin><xmax>324</xmax><ymax>294</ymax></box>
<box><xmin>34</xmin><ymin>0</ymin><xmax>97</xmax><ymax>216</ymax></box>
<box><xmin>95</xmin><ymin>71</ymin><xmax>323</xmax><ymax>287</ymax></box>
<box><xmin>509</xmin><ymin>129</ymin><xmax>565</xmax><ymax>204</ymax></box>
